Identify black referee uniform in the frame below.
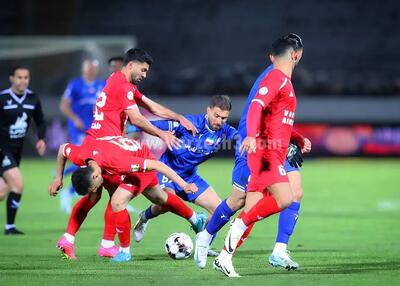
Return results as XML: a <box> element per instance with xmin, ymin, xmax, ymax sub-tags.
<box><xmin>0</xmin><ymin>87</ymin><xmax>46</xmax><ymax>234</ymax></box>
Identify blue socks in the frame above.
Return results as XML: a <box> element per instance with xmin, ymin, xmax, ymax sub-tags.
<box><xmin>276</xmin><ymin>202</ymin><xmax>301</xmax><ymax>244</ymax></box>
<box><xmin>144</xmin><ymin>206</ymin><xmax>156</xmax><ymax>220</ymax></box>
<box><xmin>206</xmin><ymin>200</ymin><xmax>235</xmax><ymax>235</ymax></box>
<box><xmin>64</xmin><ymin>164</ymin><xmax>79</xmax><ymax>176</ymax></box>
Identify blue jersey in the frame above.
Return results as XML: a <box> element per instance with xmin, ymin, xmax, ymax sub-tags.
<box><xmin>235</xmin><ymin>64</ymin><xmax>274</xmax><ymax>158</ymax></box>
<box><xmin>134</xmin><ymin>114</ymin><xmax>237</xmax><ymax>177</ymax></box>
<box><xmin>62</xmin><ymin>77</ymin><xmax>104</xmax><ymax>131</ymax></box>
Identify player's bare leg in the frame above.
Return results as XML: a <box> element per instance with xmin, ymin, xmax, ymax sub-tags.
<box><xmin>2</xmin><ymin>167</ymin><xmax>24</xmax><ymax>235</ymax></box>
<box><xmin>134</xmin><ymin>186</ymin><xmax>206</xmax><ymax>242</ymax></box>
<box><xmin>195</xmin><ymin>186</ymin><xmax>245</xmax><ymax>268</ymax></box>
<box><xmin>269</xmin><ymin>171</ymin><xmax>303</xmax><ymax>270</ymax></box>
<box><xmin>215</xmin><ymin>183</ymin><xmax>293</xmax><ymax>277</ymax></box>
<box><xmin>0</xmin><ymin>177</ymin><xmax>10</xmax><ymax>201</ymax></box>
<box><xmin>133</xmin><ymin>187</ymin><xmax>174</xmax><ymax>242</ymax></box>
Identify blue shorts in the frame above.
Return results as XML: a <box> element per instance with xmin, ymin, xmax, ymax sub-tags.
<box><xmin>67</xmin><ymin>122</ymin><xmax>87</xmax><ymax>145</ymax></box>
<box><xmin>157</xmin><ymin>172</ymin><xmax>210</xmax><ymax>202</ymax></box>
<box><xmin>231</xmin><ymin>156</ymin><xmax>300</xmax><ymax>192</ymax></box>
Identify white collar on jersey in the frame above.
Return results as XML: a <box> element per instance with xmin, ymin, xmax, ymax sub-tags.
<box><xmin>8</xmin><ymin>88</ymin><xmax>31</xmax><ymax>104</ymax></box>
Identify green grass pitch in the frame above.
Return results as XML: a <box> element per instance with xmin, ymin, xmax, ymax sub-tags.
<box><xmin>0</xmin><ymin>158</ymin><xmax>399</xmax><ymax>286</ymax></box>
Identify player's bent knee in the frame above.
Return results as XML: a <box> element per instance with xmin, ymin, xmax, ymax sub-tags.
<box><xmin>293</xmin><ymin>186</ymin><xmax>303</xmax><ymax>202</ymax></box>
<box><xmin>230</xmin><ymin>197</ymin><xmax>245</xmax><ymax>211</ymax></box>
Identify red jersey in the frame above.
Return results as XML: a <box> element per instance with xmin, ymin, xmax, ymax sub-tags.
<box><xmin>62</xmin><ymin>137</ymin><xmax>153</xmax><ymax>177</ymax></box>
<box><xmin>87</xmin><ymin>71</ymin><xmax>144</xmax><ymax>138</ymax></box>
<box><xmin>248</xmin><ymin>69</ymin><xmax>296</xmax><ymax>161</ymax></box>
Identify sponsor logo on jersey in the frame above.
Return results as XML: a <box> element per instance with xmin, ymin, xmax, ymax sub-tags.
<box><xmin>3</xmin><ymin>99</ymin><xmax>17</xmax><ymax>110</ymax></box>
<box><xmin>1</xmin><ymin>156</ymin><xmax>12</xmax><ymax>167</ymax></box>
<box><xmin>282</xmin><ymin>110</ymin><xmax>295</xmax><ymax>126</ymax></box>
<box><xmin>9</xmin><ymin>112</ymin><xmax>28</xmax><ymax>138</ymax></box>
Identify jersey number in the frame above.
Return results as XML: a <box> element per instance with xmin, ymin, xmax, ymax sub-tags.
<box><xmin>109</xmin><ymin>137</ymin><xmax>142</xmax><ymax>152</ymax></box>
<box><xmin>94</xmin><ymin>92</ymin><xmax>107</xmax><ymax>121</ymax></box>
<box><xmin>278</xmin><ymin>165</ymin><xmax>287</xmax><ymax>176</ymax></box>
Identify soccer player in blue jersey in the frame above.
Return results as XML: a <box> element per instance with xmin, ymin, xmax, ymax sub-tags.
<box><xmin>59</xmin><ymin>59</ymin><xmax>104</xmax><ymax>213</ymax></box>
<box><xmin>195</xmin><ymin>34</ymin><xmax>312</xmax><ymax>271</ymax></box>
<box><xmin>130</xmin><ymin>95</ymin><xmax>237</xmax><ymax>246</ymax></box>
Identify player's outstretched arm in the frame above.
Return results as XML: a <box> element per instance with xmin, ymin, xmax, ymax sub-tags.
<box><xmin>126</xmin><ymin>106</ymin><xmax>182</xmax><ymax>150</ymax></box>
<box><xmin>48</xmin><ymin>144</ymin><xmax>68</xmax><ymax>196</ymax></box>
<box><xmin>138</xmin><ymin>96</ymin><xmax>197</xmax><ymax>135</ymax></box>
<box><xmin>126</xmin><ymin>119</ymin><xmax>178</xmax><ymax>134</ymax></box>
<box><xmin>145</xmin><ymin>160</ymin><xmax>198</xmax><ymax>194</ymax></box>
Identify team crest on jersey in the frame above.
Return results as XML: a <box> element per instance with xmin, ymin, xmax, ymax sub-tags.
<box><xmin>258</xmin><ymin>86</ymin><xmax>268</xmax><ymax>95</ymax></box>
<box><xmin>130</xmin><ymin>164</ymin><xmax>140</xmax><ymax>172</ymax></box>
<box><xmin>127</xmin><ymin>91</ymin><xmax>134</xmax><ymax>100</ymax></box>
<box><xmin>7</xmin><ymin>99</ymin><xmax>12</xmax><ymax>105</ymax></box>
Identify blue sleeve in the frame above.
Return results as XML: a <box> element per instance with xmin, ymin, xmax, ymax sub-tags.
<box><xmin>126</xmin><ymin>120</ymin><xmax>180</xmax><ymax>134</ymax></box>
<box><xmin>62</xmin><ymin>81</ymin><xmax>75</xmax><ymax>101</ymax></box>
<box><xmin>226</xmin><ymin>124</ymin><xmax>238</xmax><ymax>141</ymax></box>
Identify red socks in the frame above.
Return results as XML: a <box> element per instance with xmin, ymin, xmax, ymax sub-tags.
<box><xmin>241</xmin><ymin>195</ymin><xmax>281</xmax><ymax>226</ymax></box>
<box><xmin>66</xmin><ymin>195</ymin><xmax>97</xmax><ymax>235</ymax></box>
<box><xmin>113</xmin><ymin>209</ymin><xmax>131</xmax><ymax>248</ymax></box>
<box><xmin>162</xmin><ymin>192</ymin><xmax>193</xmax><ymax>220</ymax></box>
<box><xmin>103</xmin><ymin>202</ymin><xmax>116</xmax><ymax>241</ymax></box>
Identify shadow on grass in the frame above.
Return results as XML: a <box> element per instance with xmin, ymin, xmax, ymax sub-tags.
<box><xmin>244</xmin><ymin>261</ymin><xmax>400</xmax><ymax>276</ymax></box>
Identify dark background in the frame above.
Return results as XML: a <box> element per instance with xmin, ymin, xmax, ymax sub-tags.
<box><xmin>1</xmin><ymin>0</ymin><xmax>400</xmax><ymax>96</ymax></box>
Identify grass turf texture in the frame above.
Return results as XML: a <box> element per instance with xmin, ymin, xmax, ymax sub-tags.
<box><xmin>0</xmin><ymin>158</ymin><xmax>399</xmax><ymax>286</ymax></box>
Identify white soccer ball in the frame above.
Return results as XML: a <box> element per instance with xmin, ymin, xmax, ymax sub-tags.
<box><xmin>165</xmin><ymin>232</ymin><xmax>193</xmax><ymax>259</ymax></box>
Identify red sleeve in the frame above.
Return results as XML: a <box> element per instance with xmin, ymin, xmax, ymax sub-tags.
<box><xmin>62</xmin><ymin>144</ymin><xmax>85</xmax><ymax>166</ymax></box>
<box><xmin>290</xmin><ymin>129</ymin><xmax>305</xmax><ymax>148</ymax></box>
<box><xmin>120</xmin><ymin>83</ymin><xmax>139</xmax><ymax>110</ymax></box>
<box><xmin>246</xmin><ymin>71</ymin><xmax>285</xmax><ymax>137</ymax></box>
<box><xmin>246</xmin><ymin>103</ymin><xmax>263</xmax><ymax>137</ymax></box>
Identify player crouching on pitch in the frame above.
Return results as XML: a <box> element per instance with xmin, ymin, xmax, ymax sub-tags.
<box><xmin>48</xmin><ymin>136</ymin><xmax>206</xmax><ymax>262</ymax></box>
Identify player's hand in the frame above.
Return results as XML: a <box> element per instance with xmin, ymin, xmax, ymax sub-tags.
<box><xmin>178</xmin><ymin>115</ymin><xmax>198</xmax><ymax>136</ymax></box>
<box><xmin>36</xmin><ymin>139</ymin><xmax>46</xmax><ymax>156</ymax></box>
<box><xmin>73</xmin><ymin>117</ymin><xmax>85</xmax><ymax>130</ymax></box>
<box><xmin>301</xmin><ymin>137</ymin><xmax>312</xmax><ymax>153</ymax></box>
<box><xmin>48</xmin><ymin>177</ymin><xmax>63</xmax><ymax>196</ymax></box>
<box><xmin>183</xmin><ymin>183</ymin><xmax>198</xmax><ymax>194</ymax></box>
<box><xmin>240</xmin><ymin>136</ymin><xmax>257</xmax><ymax>155</ymax></box>
<box><xmin>286</xmin><ymin>143</ymin><xmax>303</xmax><ymax>168</ymax></box>
<box><xmin>160</xmin><ymin>131</ymin><xmax>183</xmax><ymax>150</ymax></box>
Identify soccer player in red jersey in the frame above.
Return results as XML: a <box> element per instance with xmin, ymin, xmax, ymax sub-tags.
<box><xmin>48</xmin><ymin>137</ymin><xmax>205</xmax><ymax>261</ymax></box>
<box><xmin>213</xmin><ymin>34</ymin><xmax>304</xmax><ymax>277</ymax></box>
<box><xmin>53</xmin><ymin>48</ymin><xmax>201</xmax><ymax>259</ymax></box>
<box><xmin>87</xmin><ymin>48</ymin><xmax>197</xmax><ymax>147</ymax></box>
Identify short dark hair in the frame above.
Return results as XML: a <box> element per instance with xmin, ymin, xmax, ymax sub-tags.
<box><xmin>108</xmin><ymin>56</ymin><xmax>124</xmax><ymax>64</ymax></box>
<box><xmin>271</xmin><ymin>33</ymin><xmax>303</xmax><ymax>57</ymax></box>
<box><xmin>123</xmin><ymin>48</ymin><xmax>153</xmax><ymax>66</ymax></box>
<box><xmin>9</xmin><ymin>65</ymin><xmax>30</xmax><ymax>76</ymax></box>
<box><xmin>209</xmin><ymin>95</ymin><xmax>232</xmax><ymax>111</ymax></box>
<box><xmin>71</xmin><ymin>166</ymin><xmax>94</xmax><ymax>196</ymax></box>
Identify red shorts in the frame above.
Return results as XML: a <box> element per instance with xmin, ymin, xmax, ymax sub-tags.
<box><xmin>247</xmin><ymin>151</ymin><xmax>289</xmax><ymax>192</ymax></box>
<box><xmin>119</xmin><ymin>171</ymin><xmax>159</xmax><ymax>197</ymax></box>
